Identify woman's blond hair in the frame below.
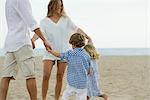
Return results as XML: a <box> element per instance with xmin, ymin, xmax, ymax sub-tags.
<box><xmin>84</xmin><ymin>44</ymin><xmax>100</xmax><ymax>60</ymax></box>
<box><xmin>47</xmin><ymin>0</ymin><xmax>66</xmax><ymax>17</ymax></box>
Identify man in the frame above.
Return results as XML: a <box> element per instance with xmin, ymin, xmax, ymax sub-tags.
<box><xmin>0</xmin><ymin>0</ymin><xmax>51</xmax><ymax>100</ymax></box>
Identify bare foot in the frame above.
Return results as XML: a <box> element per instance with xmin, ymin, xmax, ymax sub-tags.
<box><xmin>99</xmin><ymin>94</ymin><xmax>108</xmax><ymax>100</ymax></box>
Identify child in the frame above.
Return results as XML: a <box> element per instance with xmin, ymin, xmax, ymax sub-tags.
<box><xmin>84</xmin><ymin>44</ymin><xmax>108</xmax><ymax>100</ymax></box>
<box><xmin>48</xmin><ymin>33</ymin><xmax>91</xmax><ymax>100</ymax></box>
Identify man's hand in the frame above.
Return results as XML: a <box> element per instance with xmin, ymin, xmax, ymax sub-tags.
<box><xmin>31</xmin><ymin>39</ymin><xmax>35</xmax><ymax>49</ymax></box>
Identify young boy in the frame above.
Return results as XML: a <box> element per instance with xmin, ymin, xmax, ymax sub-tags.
<box><xmin>48</xmin><ymin>33</ymin><xmax>91</xmax><ymax>100</ymax></box>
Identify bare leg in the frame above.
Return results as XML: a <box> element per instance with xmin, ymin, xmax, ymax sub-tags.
<box><xmin>26</xmin><ymin>78</ymin><xmax>37</xmax><ymax>100</ymax></box>
<box><xmin>42</xmin><ymin>60</ymin><xmax>54</xmax><ymax>100</ymax></box>
<box><xmin>87</xmin><ymin>96</ymin><xmax>90</xmax><ymax>100</ymax></box>
<box><xmin>55</xmin><ymin>62</ymin><xmax>66</xmax><ymax>100</ymax></box>
<box><xmin>0</xmin><ymin>77</ymin><xmax>11</xmax><ymax>100</ymax></box>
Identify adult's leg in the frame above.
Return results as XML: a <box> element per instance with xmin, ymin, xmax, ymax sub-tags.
<box><xmin>26</xmin><ymin>78</ymin><xmax>37</xmax><ymax>100</ymax></box>
<box><xmin>20</xmin><ymin>57</ymin><xmax>37</xmax><ymax>100</ymax></box>
<box><xmin>87</xmin><ymin>96</ymin><xmax>90</xmax><ymax>100</ymax></box>
<box><xmin>16</xmin><ymin>45</ymin><xmax>38</xmax><ymax>100</ymax></box>
<box><xmin>0</xmin><ymin>52</ymin><xmax>17</xmax><ymax>100</ymax></box>
<box><xmin>55</xmin><ymin>62</ymin><xmax>66</xmax><ymax>100</ymax></box>
<box><xmin>0</xmin><ymin>77</ymin><xmax>11</xmax><ymax>100</ymax></box>
<box><xmin>42</xmin><ymin>60</ymin><xmax>54</xmax><ymax>100</ymax></box>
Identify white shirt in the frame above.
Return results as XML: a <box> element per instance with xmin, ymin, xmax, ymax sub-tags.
<box><xmin>4</xmin><ymin>0</ymin><xmax>39</xmax><ymax>52</ymax></box>
<box><xmin>41</xmin><ymin>16</ymin><xmax>78</xmax><ymax>59</ymax></box>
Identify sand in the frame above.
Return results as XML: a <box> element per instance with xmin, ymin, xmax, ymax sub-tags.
<box><xmin>0</xmin><ymin>56</ymin><xmax>150</xmax><ymax>100</ymax></box>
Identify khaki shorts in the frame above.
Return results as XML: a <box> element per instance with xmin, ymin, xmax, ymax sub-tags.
<box><xmin>0</xmin><ymin>45</ymin><xmax>35</xmax><ymax>79</ymax></box>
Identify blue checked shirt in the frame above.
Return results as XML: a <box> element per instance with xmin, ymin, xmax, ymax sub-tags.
<box><xmin>60</xmin><ymin>48</ymin><xmax>91</xmax><ymax>89</ymax></box>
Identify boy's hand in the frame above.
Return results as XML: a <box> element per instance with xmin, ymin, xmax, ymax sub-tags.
<box><xmin>87</xmin><ymin>68</ymin><xmax>93</xmax><ymax>76</ymax></box>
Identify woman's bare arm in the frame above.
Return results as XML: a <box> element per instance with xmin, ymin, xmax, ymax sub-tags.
<box><xmin>77</xmin><ymin>28</ymin><xmax>93</xmax><ymax>44</ymax></box>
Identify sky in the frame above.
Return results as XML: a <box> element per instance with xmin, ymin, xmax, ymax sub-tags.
<box><xmin>0</xmin><ymin>0</ymin><xmax>149</xmax><ymax>48</ymax></box>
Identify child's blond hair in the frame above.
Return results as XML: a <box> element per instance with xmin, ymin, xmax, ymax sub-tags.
<box><xmin>84</xmin><ymin>44</ymin><xmax>100</xmax><ymax>60</ymax></box>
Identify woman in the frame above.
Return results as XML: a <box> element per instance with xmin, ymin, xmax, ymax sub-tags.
<box><xmin>32</xmin><ymin>0</ymin><xmax>92</xmax><ymax>100</ymax></box>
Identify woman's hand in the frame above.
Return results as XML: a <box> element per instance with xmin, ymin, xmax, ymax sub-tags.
<box><xmin>87</xmin><ymin>37</ymin><xmax>93</xmax><ymax>44</ymax></box>
<box><xmin>77</xmin><ymin>28</ymin><xmax>93</xmax><ymax>44</ymax></box>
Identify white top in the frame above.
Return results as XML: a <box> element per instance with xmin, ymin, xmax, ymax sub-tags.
<box><xmin>40</xmin><ymin>16</ymin><xmax>78</xmax><ymax>60</ymax></box>
<box><xmin>4</xmin><ymin>0</ymin><xmax>39</xmax><ymax>52</ymax></box>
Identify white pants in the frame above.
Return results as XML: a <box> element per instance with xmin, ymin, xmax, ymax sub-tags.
<box><xmin>61</xmin><ymin>85</ymin><xmax>87</xmax><ymax>100</ymax></box>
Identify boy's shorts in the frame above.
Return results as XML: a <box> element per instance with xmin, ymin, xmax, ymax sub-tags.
<box><xmin>0</xmin><ymin>45</ymin><xmax>35</xmax><ymax>79</ymax></box>
<box><xmin>61</xmin><ymin>85</ymin><xmax>87</xmax><ymax>100</ymax></box>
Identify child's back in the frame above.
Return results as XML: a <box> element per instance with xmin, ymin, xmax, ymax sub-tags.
<box><xmin>61</xmin><ymin>48</ymin><xmax>90</xmax><ymax>89</ymax></box>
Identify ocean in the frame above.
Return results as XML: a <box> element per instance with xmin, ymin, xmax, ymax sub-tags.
<box><xmin>0</xmin><ymin>48</ymin><xmax>150</xmax><ymax>56</ymax></box>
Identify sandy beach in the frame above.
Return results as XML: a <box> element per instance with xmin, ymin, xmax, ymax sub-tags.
<box><xmin>0</xmin><ymin>55</ymin><xmax>150</xmax><ymax>100</ymax></box>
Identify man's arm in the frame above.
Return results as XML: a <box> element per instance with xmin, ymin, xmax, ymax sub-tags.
<box><xmin>33</xmin><ymin>29</ymin><xmax>52</xmax><ymax>50</ymax></box>
<box><xmin>15</xmin><ymin>0</ymin><xmax>39</xmax><ymax>31</ymax></box>
<box><xmin>31</xmin><ymin>33</ymin><xmax>39</xmax><ymax>49</ymax></box>
<box><xmin>33</xmin><ymin>28</ymin><xmax>46</xmax><ymax>41</ymax></box>
<box><xmin>14</xmin><ymin>0</ymin><xmax>51</xmax><ymax>50</ymax></box>
<box><xmin>31</xmin><ymin>33</ymin><xmax>39</xmax><ymax>42</ymax></box>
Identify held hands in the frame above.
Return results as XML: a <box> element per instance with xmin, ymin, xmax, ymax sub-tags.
<box><xmin>31</xmin><ymin>38</ymin><xmax>52</xmax><ymax>51</ymax></box>
<box><xmin>32</xmin><ymin>28</ymin><xmax>52</xmax><ymax>51</ymax></box>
